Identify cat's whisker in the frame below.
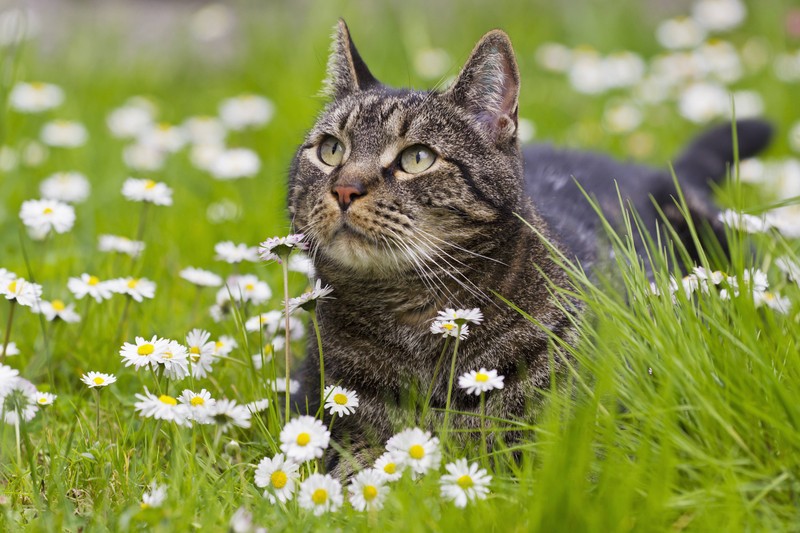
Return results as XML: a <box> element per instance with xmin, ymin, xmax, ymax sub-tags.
<box><xmin>414</xmin><ymin>227</ymin><xmax>507</xmax><ymax>266</ymax></box>
<box><xmin>384</xmin><ymin>227</ymin><xmax>453</xmax><ymax>301</ymax></box>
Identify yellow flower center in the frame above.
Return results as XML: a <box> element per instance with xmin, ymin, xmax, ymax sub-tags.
<box><xmin>383</xmin><ymin>462</ymin><xmax>396</xmax><ymax>475</ymax></box>
<box><xmin>190</xmin><ymin>396</ymin><xmax>205</xmax><ymax>407</ymax></box>
<box><xmin>475</xmin><ymin>372</ymin><xmax>489</xmax><ymax>383</ymax></box>
<box><xmin>363</xmin><ymin>485</ymin><xmax>378</xmax><ymax>501</ymax></box>
<box><xmin>457</xmin><ymin>475</ymin><xmax>474</xmax><ymax>489</ymax></box>
<box><xmin>189</xmin><ymin>346</ymin><xmax>201</xmax><ymax>354</ymax></box>
<box><xmin>409</xmin><ymin>444</ymin><xmax>425</xmax><ymax>460</ymax></box>
<box><xmin>144</xmin><ymin>179</ymin><xmax>156</xmax><ymax>190</ymax></box>
<box><xmin>51</xmin><ymin>300</ymin><xmax>65</xmax><ymax>311</ymax></box>
<box><xmin>38</xmin><ymin>397</ymin><xmax>48</xmax><ymax>404</ymax></box>
<box><xmin>31</xmin><ymin>82</ymin><xmax>44</xmax><ymax>89</ymax></box>
<box><xmin>137</xmin><ymin>343</ymin><xmax>154</xmax><ymax>356</ymax></box>
<box><xmin>162</xmin><ymin>351</ymin><xmax>173</xmax><ymax>359</ymax></box>
<box><xmin>140</xmin><ymin>503</ymin><xmax>149</xmax><ymax>510</ymax></box>
<box><xmin>311</xmin><ymin>488</ymin><xmax>328</xmax><ymax>505</ymax></box>
<box><xmin>88</xmin><ymin>275</ymin><xmax>100</xmax><ymax>286</ymax></box>
<box><xmin>159</xmin><ymin>394</ymin><xmax>177</xmax><ymax>405</ymax></box>
<box><xmin>43</xmin><ymin>207</ymin><xmax>53</xmax><ymax>214</ymax></box>
<box><xmin>189</xmin><ymin>353</ymin><xmax>200</xmax><ymax>363</ymax></box>
<box><xmin>270</xmin><ymin>470</ymin><xmax>288</xmax><ymax>489</ymax></box>
<box><xmin>8</xmin><ymin>281</ymin><xmax>17</xmax><ymax>293</ymax></box>
<box><xmin>127</xmin><ymin>279</ymin><xmax>139</xmax><ymax>289</ymax></box>
<box><xmin>442</xmin><ymin>323</ymin><xmax>454</xmax><ymax>331</ymax></box>
<box><xmin>157</xmin><ymin>123</ymin><xmax>170</xmax><ymax>131</ymax></box>
<box><xmin>93</xmin><ymin>377</ymin><xmax>105</xmax><ymax>385</ymax></box>
<box><xmin>215</xmin><ymin>341</ymin><xmax>223</xmax><ymax>349</ymax></box>
<box><xmin>244</xmin><ymin>283</ymin><xmax>255</xmax><ymax>291</ymax></box>
<box><xmin>333</xmin><ymin>393</ymin><xmax>348</xmax><ymax>405</ymax></box>
<box><xmin>296</xmin><ymin>432</ymin><xmax>311</xmax><ymax>446</ymax></box>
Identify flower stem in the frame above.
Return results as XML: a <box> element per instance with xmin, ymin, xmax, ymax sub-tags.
<box><xmin>422</xmin><ymin>337</ymin><xmax>451</xmax><ymax>424</ymax></box>
<box><xmin>281</xmin><ymin>261</ymin><xmax>291</xmax><ymax>423</ymax></box>
<box><xmin>1</xmin><ymin>300</ymin><xmax>16</xmax><ymax>361</ymax></box>
<box><xmin>480</xmin><ymin>393</ymin><xmax>487</xmax><ymax>464</ymax></box>
<box><xmin>15</xmin><ymin>420</ymin><xmax>21</xmax><ymax>465</ymax></box>
<box><xmin>311</xmin><ymin>311</ymin><xmax>325</xmax><ymax>410</ymax></box>
<box><xmin>441</xmin><ymin>326</ymin><xmax>462</xmax><ymax>443</ymax></box>
<box><xmin>95</xmin><ymin>390</ymin><xmax>101</xmax><ymax>438</ymax></box>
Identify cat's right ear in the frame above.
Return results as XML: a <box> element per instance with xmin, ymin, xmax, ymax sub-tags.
<box><xmin>446</xmin><ymin>30</ymin><xmax>520</xmax><ymax>144</ymax></box>
<box><xmin>322</xmin><ymin>19</ymin><xmax>380</xmax><ymax>98</ymax></box>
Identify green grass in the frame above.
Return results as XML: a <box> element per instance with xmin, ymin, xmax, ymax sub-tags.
<box><xmin>1</xmin><ymin>0</ymin><xmax>800</xmax><ymax>530</ymax></box>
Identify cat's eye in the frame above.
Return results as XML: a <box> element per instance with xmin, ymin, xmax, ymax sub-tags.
<box><xmin>399</xmin><ymin>145</ymin><xmax>436</xmax><ymax>174</ymax></box>
<box><xmin>318</xmin><ymin>136</ymin><xmax>345</xmax><ymax>166</ymax></box>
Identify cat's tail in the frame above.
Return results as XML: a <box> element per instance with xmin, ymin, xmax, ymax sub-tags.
<box><xmin>673</xmin><ymin>119</ymin><xmax>773</xmax><ymax>186</ymax></box>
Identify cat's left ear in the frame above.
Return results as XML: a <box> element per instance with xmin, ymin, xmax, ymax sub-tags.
<box><xmin>322</xmin><ymin>19</ymin><xmax>380</xmax><ymax>98</ymax></box>
<box><xmin>446</xmin><ymin>30</ymin><xmax>520</xmax><ymax>143</ymax></box>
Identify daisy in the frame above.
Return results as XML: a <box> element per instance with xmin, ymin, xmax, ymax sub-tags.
<box><xmin>270</xmin><ymin>377</ymin><xmax>300</xmax><ymax>395</ymax></box>
<box><xmin>458</xmin><ymin>368</ymin><xmax>505</xmax><ymax>396</ymax></box>
<box><xmin>754</xmin><ymin>291</ymin><xmax>791</xmax><ymax>313</ymax></box>
<box><xmin>251</xmin><ymin>341</ymin><xmax>279</xmax><ymax>370</ymax></box>
<box><xmin>108</xmin><ymin>277</ymin><xmax>156</xmax><ymax>302</ymax></box>
<box><xmin>34</xmin><ymin>391</ymin><xmax>56</xmax><ymax>406</ymax></box>
<box><xmin>159</xmin><ymin>341</ymin><xmax>190</xmax><ymax>380</ymax></box>
<box><xmin>98</xmin><ymin>235</ymin><xmax>146</xmax><ymax>257</ymax></box>
<box><xmin>0</xmin><ymin>378</ymin><xmax>39</xmax><ymax>425</ymax></box>
<box><xmin>297</xmin><ymin>473</ymin><xmax>343</xmax><ymax>516</ymax></box>
<box><xmin>19</xmin><ymin>198</ymin><xmax>76</xmax><ymax>235</ymax></box>
<box><xmin>743</xmin><ymin>268</ymin><xmax>769</xmax><ymax>292</ymax></box>
<box><xmin>209</xmin><ymin>148</ymin><xmax>261</xmax><ymax>180</ymax></box>
<box><xmin>279</xmin><ymin>415</ymin><xmax>330</xmax><ymax>462</ymax></box>
<box><xmin>34</xmin><ymin>299</ymin><xmax>81</xmax><ymax>323</ymax></box>
<box><xmin>776</xmin><ymin>257</ymin><xmax>800</xmax><ymax>281</ymax></box>
<box><xmin>348</xmin><ymin>469</ymin><xmax>389</xmax><ymax>512</ymax></box>
<box><xmin>288</xmin><ymin>253</ymin><xmax>315</xmax><ymax>278</ymax></box>
<box><xmin>386</xmin><ymin>427</ymin><xmax>441</xmax><ymax>476</ymax></box>
<box><xmin>190</xmin><ymin>143</ymin><xmax>225</xmax><ymax>172</ymax></box>
<box><xmin>208</xmin><ymin>399</ymin><xmax>252</xmax><ymax>432</ymax></box>
<box><xmin>182</xmin><ymin>116</ymin><xmax>227</xmax><ymax>145</ymax></box>
<box><xmin>136</xmin><ymin>123</ymin><xmax>186</xmax><ymax>153</ymax></box>
<box><xmin>1</xmin><ymin>342</ymin><xmax>20</xmax><ymax>357</ymax></box>
<box><xmin>121</xmin><ymin>178</ymin><xmax>173</xmax><ymax>206</ymax></box>
<box><xmin>179</xmin><ymin>267</ymin><xmax>222</xmax><ymax>287</ymax></box>
<box><xmin>0</xmin><ymin>364</ymin><xmax>20</xmax><ymax>395</ymax></box>
<box><xmin>374</xmin><ymin>451</ymin><xmax>404</xmax><ymax>482</ymax></box>
<box><xmin>430</xmin><ymin>320</ymin><xmax>469</xmax><ymax>339</ymax></box>
<box><xmin>40</xmin><ymin>120</ymin><xmax>88</xmax><ymax>148</ymax></box>
<box><xmin>80</xmin><ymin>372</ymin><xmax>116</xmax><ymax>388</ymax></box>
<box><xmin>107</xmin><ymin>104</ymin><xmax>154</xmax><ymax>139</ymax></box>
<box><xmin>39</xmin><ymin>171</ymin><xmax>91</xmax><ymax>203</ymax></box>
<box><xmin>123</xmin><ymin>143</ymin><xmax>166</xmax><ymax>171</ymax></box>
<box><xmin>178</xmin><ymin>388</ymin><xmax>216</xmax><ymax>423</ymax></box>
<box><xmin>254</xmin><ymin>452</ymin><xmax>300</xmax><ymax>504</ymax></box>
<box><xmin>141</xmin><ymin>482</ymin><xmax>167</xmax><ymax>509</ymax></box>
<box><xmin>219</xmin><ymin>94</ymin><xmax>274</xmax><ymax>131</ymax></box>
<box><xmin>226</xmin><ymin>275</ymin><xmax>272</xmax><ymax>305</ymax></box>
<box><xmin>718</xmin><ymin>209</ymin><xmax>771</xmax><ymax>234</ymax></box>
<box><xmin>214</xmin><ymin>241</ymin><xmax>259</xmax><ymax>264</ymax></box>
<box><xmin>323</xmin><ymin>385</ymin><xmax>359</xmax><ymax>417</ymax></box>
<box><xmin>9</xmin><ymin>82</ymin><xmax>64</xmax><ymax>113</ymax></box>
<box><xmin>0</xmin><ymin>268</ymin><xmax>16</xmax><ymax>287</ymax></box>
<box><xmin>246</xmin><ymin>399</ymin><xmax>271</xmax><ymax>414</ymax></box>
<box><xmin>245</xmin><ymin>312</ymin><xmax>304</xmax><ymax>340</ymax></box>
<box><xmin>258</xmin><ymin>234</ymin><xmax>308</xmax><ymax>263</ymax></box>
<box><xmin>186</xmin><ymin>329</ymin><xmax>216</xmax><ymax>379</ymax></box>
<box><xmin>134</xmin><ymin>388</ymin><xmax>190</xmax><ymax>426</ymax></box>
<box><xmin>2</xmin><ymin>277</ymin><xmax>43</xmax><ymax>308</ymax></box>
<box><xmin>67</xmin><ymin>273</ymin><xmax>114</xmax><ymax>303</ymax></box>
<box><xmin>435</xmin><ymin>307</ymin><xmax>483</xmax><ymax>326</ymax></box>
<box><xmin>287</xmin><ymin>280</ymin><xmax>334</xmax><ymax>314</ymax></box>
<box><xmin>120</xmin><ymin>336</ymin><xmax>170</xmax><ymax>370</ymax></box>
<box><xmin>439</xmin><ymin>458</ymin><xmax>492</xmax><ymax>508</ymax></box>
<box><xmin>214</xmin><ymin>335</ymin><xmax>238</xmax><ymax>357</ymax></box>
<box><xmin>692</xmin><ymin>0</ymin><xmax>746</xmax><ymax>32</ymax></box>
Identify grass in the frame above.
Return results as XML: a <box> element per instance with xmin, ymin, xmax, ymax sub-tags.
<box><xmin>1</xmin><ymin>0</ymin><xmax>799</xmax><ymax>530</ymax></box>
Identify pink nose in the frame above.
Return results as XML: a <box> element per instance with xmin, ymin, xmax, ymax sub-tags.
<box><xmin>332</xmin><ymin>184</ymin><xmax>366</xmax><ymax>211</ymax></box>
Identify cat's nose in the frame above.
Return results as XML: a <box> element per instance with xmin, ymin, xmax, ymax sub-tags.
<box><xmin>331</xmin><ymin>183</ymin><xmax>367</xmax><ymax>211</ymax></box>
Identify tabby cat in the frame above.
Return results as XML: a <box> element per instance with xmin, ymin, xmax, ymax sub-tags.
<box><xmin>287</xmin><ymin>20</ymin><xmax>772</xmax><ymax>472</ymax></box>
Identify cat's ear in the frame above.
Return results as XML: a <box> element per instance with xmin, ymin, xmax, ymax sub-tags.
<box><xmin>446</xmin><ymin>30</ymin><xmax>520</xmax><ymax>143</ymax></box>
<box><xmin>322</xmin><ymin>19</ymin><xmax>380</xmax><ymax>98</ymax></box>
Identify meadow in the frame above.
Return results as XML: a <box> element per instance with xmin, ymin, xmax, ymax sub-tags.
<box><xmin>1</xmin><ymin>0</ymin><xmax>800</xmax><ymax>530</ymax></box>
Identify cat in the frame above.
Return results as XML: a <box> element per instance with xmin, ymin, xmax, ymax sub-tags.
<box><xmin>287</xmin><ymin>20</ymin><xmax>772</xmax><ymax>474</ymax></box>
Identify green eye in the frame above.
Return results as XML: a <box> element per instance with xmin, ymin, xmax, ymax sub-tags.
<box><xmin>400</xmin><ymin>145</ymin><xmax>436</xmax><ymax>174</ymax></box>
<box><xmin>318</xmin><ymin>136</ymin><xmax>344</xmax><ymax>166</ymax></box>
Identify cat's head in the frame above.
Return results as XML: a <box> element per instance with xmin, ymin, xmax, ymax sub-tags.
<box><xmin>289</xmin><ymin>20</ymin><xmax>523</xmax><ymax>278</ymax></box>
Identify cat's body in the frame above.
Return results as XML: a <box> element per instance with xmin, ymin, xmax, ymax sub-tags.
<box><xmin>287</xmin><ymin>21</ymin><xmax>772</xmax><ymax>473</ymax></box>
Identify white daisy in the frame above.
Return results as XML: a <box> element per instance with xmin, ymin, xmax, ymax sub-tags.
<box><xmin>246</xmin><ymin>398</ymin><xmax>270</xmax><ymax>414</ymax></box>
<box><xmin>214</xmin><ymin>241</ymin><xmax>259</xmax><ymax>264</ymax></box>
<box><xmin>34</xmin><ymin>391</ymin><xmax>56</xmax><ymax>406</ymax></box>
<box><xmin>80</xmin><ymin>372</ymin><xmax>116</xmax><ymax>388</ymax></box>
<box><xmin>386</xmin><ymin>427</ymin><xmax>441</xmax><ymax>476</ymax></box>
<box><xmin>177</xmin><ymin>389</ymin><xmax>216</xmax><ymax>424</ymax></box>
<box><xmin>1</xmin><ymin>277</ymin><xmax>43</xmax><ymax>308</ymax></box>
<box><xmin>458</xmin><ymin>368</ymin><xmax>505</xmax><ymax>396</ymax></box>
<box><xmin>279</xmin><ymin>415</ymin><xmax>330</xmax><ymax>463</ymax></box>
<box><xmin>34</xmin><ymin>299</ymin><xmax>81</xmax><ymax>323</ymax></box>
<box><xmin>776</xmin><ymin>257</ymin><xmax>800</xmax><ymax>281</ymax></box>
<box><xmin>190</xmin><ymin>143</ymin><xmax>225</xmax><ymax>172</ymax></box>
<box><xmin>1</xmin><ymin>342</ymin><xmax>20</xmax><ymax>357</ymax></box>
<box><xmin>39</xmin><ymin>171</ymin><xmax>91</xmax><ymax>203</ymax></box>
<box><xmin>0</xmin><ymin>378</ymin><xmax>39</xmax><ymax>425</ymax></box>
<box><xmin>107</xmin><ymin>104</ymin><xmax>154</xmax><ymax>139</ymax></box>
<box><xmin>0</xmin><ymin>268</ymin><xmax>17</xmax><ymax>287</ymax></box>
<box><xmin>19</xmin><ymin>198</ymin><xmax>76</xmax><ymax>235</ymax></box>
<box><xmin>269</xmin><ymin>377</ymin><xmax>300</xmax><ymax>395</ymax></box>
<box><xmin>98</xmin><ymin>235</ymin><xmax>145</xmax><ymax>257</ymax></box>
<box><xmin>120</xmin><ymin>336</ymin><xmax>170</xmax><ymax>370</ymax></box>
<box><xmin>374</xmin><ymin>451</ymin><xmax>404</xmax><ymax>482</ymax></box>
<box><xmin>121</xmin><ymin>178</ymin><xmax>173</xmax><ymax>206</ymax></box>
<box><xmin>141</xmin><ymin>482</ymin><xmax>167</xmax><ymax>509</ymax></box>
<box><xmin>692</xmin><ymin>0</ymin><xmax>746</xmax><ymax>32</ymax></box>
<box><xmin>258</xmin><ymin>234</ymin><xmax>308</xmax><ymax>263</ymax></box>
<box><xmin>439</xmin><ymin>458</ymin><xmax>492</xmax><ymax>508</ymax></box>
<box><xmin>182</xmin><ymin>116</ymin><xmax>227</xmax><ymax>145</ymax></box>
<box><xmin>209</xmin><ymin>148</ymin><xmax>261</xmax><ymax>180</ymax></box>
<box><xmin>718</xmin><ymin>209</ymin><xmax>771</xmax><ymax>233</ymax></box>
<box><xmin>9</xmin><ymin>82</ymin><xmax>64</xmax><ymax>113</ymax></box>
<box><xmin>430</xmin><ymin>320</ymin><xmax>469</xmax><ymax>339</ymax></box>
<box><xmin>108</xmin><ymin>277</ymin><xmax>156</xmax><ymax>302</ymax></box>
<box><xmin>0</xmin><ymin>364</ymin><xmax>20</xmax><ymax>395</ymax></box>
<box><xmin>208</xmin><ymin>399</ymin><xmax>252</xmax><ymax>432</ymax></box>
<box><xmin>254</xmin><ymin>453</ymin><xmax>301</xmax><ymax>504</ymax></box>
<box><xmin>226</xmin><ymin>275</ymin><xmax>272</xmax><ymax>306</ymax></box>
<box><xmin>159</xmin><ymin>341</ymin><xmax>190</xmax><ymax>380</ymax></box>
<box><xmin>348</xmin><ymin>469</ymin><xmax>389</xmax><ymax>512</ymax></box>
<box><xmin>288</xmin><ymin>253</ymin><xmax>315</xmax><ymax>278</ymax></box>
<box><xmin>67</xmin><ymin>273</ymin><xmax>114</xmax><ymax>303</ymax></box>
<box><xmin>40</xmin><ymin>120</ymin><xmax>88</xmax><ymax>148</ymax></box>
<box><xmin>179</xmin><ymin>267</ymin><xmax>222</xmax><ymax>287</ymax></box>
<box><xmin>287</xmin><ymin>280</ymin><xmax>334</xmax><ymax>314</ymax></box>
<box><xmin>213</xmin><ymin>335</ymin><xmax>238</xmax><ymax>357</ymax></box>
<box><xmin>134</xmin><ymin>388</ymin><xmax>190</xmax><ymax>426</ymax></box>
<box><xmin>743</xmin><ymin>268</ymin><xmax>769</xmax><ymax>292</ymax></box>
<box><xmin>219</xmin><ymin>94</ymin><xmax>274</xmax><ymax>131</ymax></box>
<box><xmin>297</xmin><ymin>473</ymin><xmax>343</xmax><ymax>516</ymax></box>
<box><xmin>136</xmin><ymin>123</ymin><xmax>186</xmax><ymax>153</ymax></box>
<box><xmin>435</xmin><ymin>307</ymin><xmax>484</xmax><ymax>326</ymax></box>
<box><xmin>754</xmin><ymin>291</ymin><xmax>791</xmax><ymax>314</ymax></box>
<box><xmin>22</xmin><ymin>140</ymin><xmax>48</xmax><ymax>167</ymax></box>
<box><xmin>186</xmin><ymin>329</ymin><xmax>217</xmax><ymax>379</ymax></box>
<box><xmin>323</xmin><ymin>385</ymin><xmax>359</xmax><ymax>417</ymax></box>
<box><xmin>123</xmin><ymin>143</ymin><xmax>166</xmax><ymax>171</ymax></box>
<box><xmin>678</xmin><ymin>82</ymin><xmax>728</xmax><ymax>124</ymax></box>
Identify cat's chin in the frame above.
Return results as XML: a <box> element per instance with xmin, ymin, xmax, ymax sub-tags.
<box><xmin>321</xmin><ymin>231</ymin><xmax>410</xmax><ymax>276</ymax></box>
